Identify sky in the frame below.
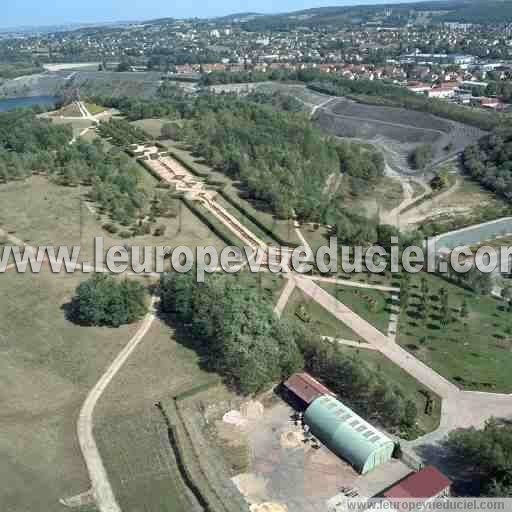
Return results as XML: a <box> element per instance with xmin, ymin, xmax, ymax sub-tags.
<box><xmin>3</xmin><ymin>0</ymin><xmax>432</xmax><ymax>29</ymax></box>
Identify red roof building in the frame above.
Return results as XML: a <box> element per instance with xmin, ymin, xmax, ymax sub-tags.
<box><xmin>283</xmin><ymin>372</ymin><xmax>336</xmax><ymax>406</ymax></box>
<box><xmin>384</xmin><ymin>466</ymin><xmax>451</xmax><ymax>500</ymax></box>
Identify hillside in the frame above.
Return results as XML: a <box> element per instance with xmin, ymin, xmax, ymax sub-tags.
<box><xmin>237</xmin><ymin>0</ymin><xmax>507</xmax><ymax>30</ymax></box>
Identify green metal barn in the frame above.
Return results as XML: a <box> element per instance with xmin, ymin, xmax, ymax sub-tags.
<box><xmin>304</xmin><ymin>395</ymin><xmax>394</xmax><ymax>474</ymax></box>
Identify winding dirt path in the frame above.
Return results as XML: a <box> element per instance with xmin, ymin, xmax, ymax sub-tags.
<box><xmin>396</xmin><ymin>177</ymin><xmax>462</xmax><ymax>229</ymax></box>
<box><xmin>76</xmin><ymin>296</ymin><xmax>157</xmax><ymax>512</ymax></box>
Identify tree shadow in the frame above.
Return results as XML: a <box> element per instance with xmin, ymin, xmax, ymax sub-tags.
<box><xmin>413</xmin><ymin>441</ymin><xmax>483</xmax><ymax>496</ymax></box>
<box><xmin>156</xmin><ymin>305</ymin><xmax>222</xmax><ymax>380</ymax></box>
<box><xmin>61</xmin><ymin>299</ymin><xmax>83</xmax><ymax>325</ymax></box>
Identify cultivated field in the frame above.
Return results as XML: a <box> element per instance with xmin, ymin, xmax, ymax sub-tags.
<box><xmin>0</xmin><ymin>268</ymin><xmax>141</xmax><ymax>511</ymax></box>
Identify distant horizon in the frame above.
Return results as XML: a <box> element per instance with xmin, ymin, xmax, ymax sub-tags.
<box><xmin>2</xmin><ymin>0</ymin><xmax>439</xmax><ymax>30</ymax></box>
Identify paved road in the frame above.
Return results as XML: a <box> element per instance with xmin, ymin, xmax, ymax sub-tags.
<box><xmin>322</xmin><ymin>336</ymin><xmax>379</xmax><ymax>351</ymax></box>
<box><xmin>77</xmin><ymin>296</ymin><xmax>157</xmax><ymax>512</ymax></box>
<box><xmin>294</xmin><ymin>273</ymin><xmax>459</xmax><ymax>399</ymax></box>
<box><xmin>274</xmin><ymin>277</ymin><xmax>296</xmax><ymax>317</ymax></box>
<box><xmin>303</xmin><ymin>274</ymin><xmax>400</xmax><ymax>293</ymax></box>
<box><xmin>290</xmin><ymin>272</ymin><xmax>512</xmax><ymax>457</ymax></box>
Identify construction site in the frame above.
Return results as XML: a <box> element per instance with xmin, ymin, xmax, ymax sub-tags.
<box><xmin>205</xmin><ymin>371</ymin><xmax>449</xmax><ymax>512</ymax></box>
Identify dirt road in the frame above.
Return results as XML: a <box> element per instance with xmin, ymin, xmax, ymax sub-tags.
<box><xmin>76</xmin><ymin>296</ymin><xmax>157</xmax><ymax>512</ymax></box>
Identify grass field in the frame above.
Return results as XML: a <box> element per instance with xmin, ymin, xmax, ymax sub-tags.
<box><xmin>94</xmin><ymin>317</ymin><xmax>217</xmax><ymax>512</ymax></box>
<box><xmin>237</xmin><ymin>270</ymin><xmax>286</xmax><ymax>305</ymax></box>
<box><xmin>319</xmin><ymin>282</ymin><xmax>391</xmax><ymax>334</ymax></box>
<box><xmin>48</xmin><ymin>116</ymin><xmax>94</xmax><ymax>137</ymax></box>
<box><xmin>0</xmin><ymin>268</ymin><xmax>142</xmax><ymax>511</ymax></box>
<box><xmin>283</xmin><ymin>287</ymin><xmax>364</xmax><ymax>341</ymax></box>
<box><xmin>132</xmin><ymin>118</ymin><xmax>166</xmax><ymax>139</ymax></box>
<box><xmin>349</xmin><ymin>176</ymin><xmax>404</xmax><ymax>217</ymax></box>
<box><xmin>398</xmin><ymin>272</ymin><xmax>512</xmax><ymax>392</ymax></box>
<box><xmin>48</xmin><ymin>102</ymin><xmax>82</xmax><ymax>117</ymax></box>
<box><xmin>84</xmin><ymin>102</ymin><xmax>106</xmax><ymax>115</ymax></box>
<box><xmin>336</xmin><ymin>345</ymin><xmax>441</xmax><ymax>435</ymax></box>
<box><xmin>0</xmin><ymin>176</ymin><xmax>227</xmax><ymax>264</ymax></box>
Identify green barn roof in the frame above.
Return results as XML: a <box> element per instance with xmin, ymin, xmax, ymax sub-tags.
<box><xmin>304</xmin><ymin>394</ymin><xmax>394</xmax><ymax>474</ymax></box>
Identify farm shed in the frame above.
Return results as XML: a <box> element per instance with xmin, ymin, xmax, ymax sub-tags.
<box><xmin>304</xmin><ymin>395</ymin><xmax>394</xmax><ymax>474</ymax></box>
<box><xmin>383</xmin><ymin>465</ymin><xmax>451</xmax><ymax>500</ymax></box>
<box><xmin>282</xmin><ymin>372</ymin><xmax>336</xmax><ymax>407</ymax></box>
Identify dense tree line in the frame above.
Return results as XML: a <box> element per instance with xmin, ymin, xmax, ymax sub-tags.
<box><xmin>484</xmin><ymin>81</ymin><xmax>512</xmax><ymax>102</ymax></box>
<box><xmin>97</xmin><ymin>119</ymin><xmax>148</xmax><ymax>146</ymax></box>
<box><xmin>99</xmin><ymin>91</ymin><xmax>387</xmax><ymax>239</ymax></box>
<box><xmin>159</xmin><ymin>272</ymin><xmax>304</xmax><ymax>394</ymax></box>
<box><xmin>71</xmin><ymin>274</ymin><xmax>148</xmax><ymax>327</ymax></box>
<box><xmin>463</xmin><ymin>126</ymin><xmax>512</xmax><ymax>201</ymax></box>
<box><xmin>299</xmin><ymin>326</ymin><xmax>418</xmax><ymax>434</ymax></box>
<box><xmin>182</xmin><ymin>95</ymin><xmax>384</xmax><ymax>222</ymax></box>
<box><xmin>409</xmin><ymin>144</ymin><xmax>434</xmax><ymax>170</ymax></box>
<box><xmin>0</xmin><ymin>110</ymin><xmax>73</xmax><ymax>181</ymax></box>
<box><xmin>0</xmin><ymin>62</ymin><xmax>44</xmax><ymax>80</ymax></box>
<box><xmin>447</xmin><ymin>419</ymin><xmax>512</xmax><ymax>496</ymax></box>
<box><xmin>200</xmin><ymin>69</ymin><xmax>292</xmax><ymax>86</ymax></box>
<box><xmin>201</xmin><ymin>69</ymin><xmax>501</xmax><ymax>131</ymax></box>
<box><xmin>91</xmin><ymin>83</ymin><xmax>189</xmax><ymax>121</ymax></box>
<box><xmin>0</xmin><ymin>110</ymin><xmax>150</xmax><ymax>228</ymax></box>
<box><xmin>159</xmin><ymin>272</ymin><xmax>419</xmax><ymax>433</ymax></box>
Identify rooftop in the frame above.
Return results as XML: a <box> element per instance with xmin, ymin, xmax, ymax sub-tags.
<box><xmin>383</xmin><ymin>466</ymin><xmax>451</xmax><ymax>499</ymax></box>
<box><xmin>283</xmin><ymin>372</ymin><xmax>335</xmax><ymax>405</ymax></box>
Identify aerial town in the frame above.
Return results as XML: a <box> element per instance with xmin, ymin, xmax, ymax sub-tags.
<box><xmin>2</xmin><ymin>1</ymin><xmax>512</xmax><ymax>512</ymax></box>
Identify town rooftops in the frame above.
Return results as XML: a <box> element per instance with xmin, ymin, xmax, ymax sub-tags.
<box><xmin>384</xmin><ymin>466</ymin><xmax>451</xmax><ymax>499</ymax></box>
<box><xmin>283</xmin><ymin>372</ymin><xmax>335</xmax><ymax>405</ymax></box>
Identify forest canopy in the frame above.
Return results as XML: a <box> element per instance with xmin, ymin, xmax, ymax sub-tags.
<box><xmin>159</xmin><ymin>272</ymin><xmax>419</xmax><ymax>434</ymax></box>
<box><xmin>0</xmin><ymin>110</ymin><xmax>151</xmax><ymax>228</ymax></box>
<box><xmin>182</xmin><ymin>96</ymin><xmax>384</xmax><ymax>222</ymax></box>
<box><xmin>463</xmin><ymin>126</ymin><xmax>512</xmax><ymax>201</ymax></box>
<box><xmin>71</xmin><ymin>274</ymin><xmax>148</xmax><ymax>327</ymax></box>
